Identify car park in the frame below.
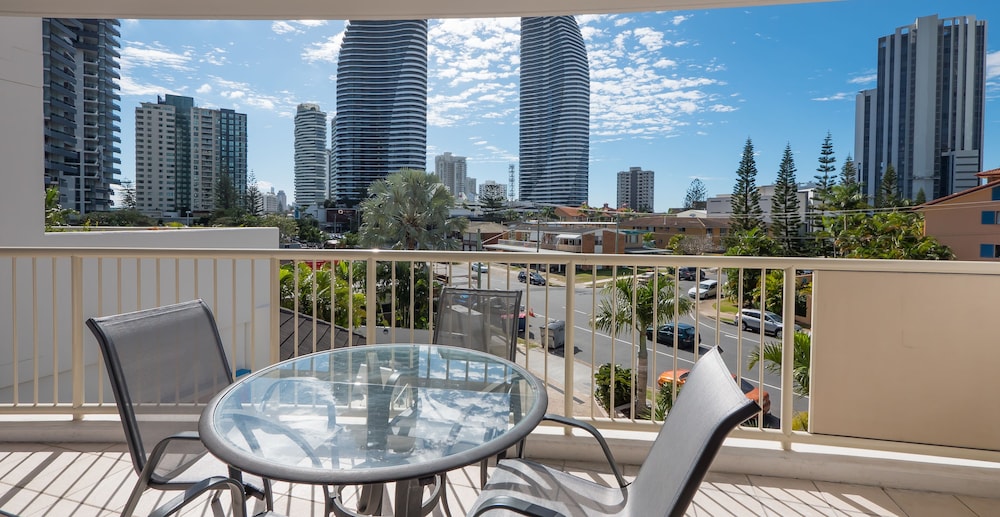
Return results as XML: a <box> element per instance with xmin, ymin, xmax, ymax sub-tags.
<box><xmin>737</xmin><ymin>308</ymin><xmax>801</xmax><ymax>337</ymax></box>
<box><xmin>518</xmin><ymin>270</ymin><xmax>546</xmax><ymax>285</ymax></box>
<box><xmin>687</xmin><ymin>279</ymin><xmax>718</xmax><ymax>299</ymax></box>
<box><xmin>645</xmin><ymin>322</ymin><xmax>699</xmax><ymax>349</ymax></box>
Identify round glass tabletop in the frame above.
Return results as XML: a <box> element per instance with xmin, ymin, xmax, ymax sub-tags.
<box><xmin>200</xmin><ymin>343</ymin><xmax>548</xmax><ymax>484</ymax></box>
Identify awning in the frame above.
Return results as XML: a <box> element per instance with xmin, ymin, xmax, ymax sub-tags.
<box><xmin>555</xmin><ymin>233</ymin><xmax>582</xmax><ymax>240</ymax></box>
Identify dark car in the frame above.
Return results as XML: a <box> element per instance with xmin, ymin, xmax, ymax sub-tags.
<box><xmin>677</xmin><ymin>267</ymin><xmax>707</xmax><ymax>281</ymax></box>
<box><xmin>518</xmin><ymin>270</ymin><xmax>546</xmax><ymax>285</ymax></box>
<box><xmin>645</xmin><ymin>322</ymin><xmax>699</xmax><ymax>349</ymax></box>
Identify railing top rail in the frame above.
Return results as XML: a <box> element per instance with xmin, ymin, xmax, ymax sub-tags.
<box><xmin>1</xmin><ymin>246</ymin><xmax>998</xmax><ymax>275</ymax></box>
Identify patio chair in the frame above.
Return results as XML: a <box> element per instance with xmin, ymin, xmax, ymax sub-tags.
<box><xmin>468</xmin><ymin>346</ymin><xmax>759</xmax><ymax>517</ymax></box>
<box><xmin>434</xmin><ymin>287</ymin><xmax>524</xmax><ymax>486</ymax></box>
<box><xmin>86</xmin><ymin>299</ymin><xmax>272</xmax><ymax>517</ymax></box>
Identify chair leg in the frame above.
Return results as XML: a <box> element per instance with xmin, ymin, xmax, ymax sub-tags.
<box><xmin>479</xmin><ymin>458</ymin><xmax>489</xmax><ymax>489</ymax></box>
<box><xmin>437</xmin><ymin>473</ymin><xmax>452</xmax><ymax>517</ymax></box>
<box><xmin>121</xmin><ymin>478</ymin><xmax>148</xmax><ymax>517</ymax></box>
<box><xmin>210</xmin><ymin>490</ymin><xmax>225</xmax><ymax>517</ymax></box>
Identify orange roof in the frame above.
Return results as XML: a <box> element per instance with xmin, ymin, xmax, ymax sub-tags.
<box><xmin>975</xmin><ymin>167</ymin><xmax>1000</xmax><ymax>179</ymax></box>
<box><xmin>917</xmin><ymin>176</ymin><xmax>1000</xmax><ymax>208</ymax></box>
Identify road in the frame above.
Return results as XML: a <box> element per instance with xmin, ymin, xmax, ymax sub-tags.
<box><xmin>456</xmin><ymin>264</ymin><xmax>809</xmax><ymax>420</ymax></box>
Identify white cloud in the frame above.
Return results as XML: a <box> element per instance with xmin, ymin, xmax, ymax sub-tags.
<box><xmin>272</xmin><ymin>21</ymin><xmax>299</xmax><ymax>35</ymax></box>
<box><xmin>614</xmin><ymin>17</ymin><xmax>633</xmax><ymax>27</ymax></box>
<box><xmin>196</xmin><ymin>83</ymin><xmax>212</xmax><ymax>94</ymax></box>
<box><xmin>633</xmin><ymin>27</ymin><xmax>665</xmax><ymax>52</ymax></box>
<box><xmin>848</xmin><ymin>73</ymin><xmax>877</xmax><ymax>84</ymax></box>
<box><xmin>120</xmin><ymin>42</ymin><xmax>193</xmax><ymax>71</ymax></box>
<box><xmin>986</xmin><ymin>50</ymin><xmax>1000</xmax><ymax>79</ymax></box>
<box><xmin>302</xmin><ymin>31</ymin><xmax>346</xmax><ymax>63</ymax></box>
<box><xmin>672</xmin><ymin>15</ymin><xmax>692</xmax><ymax>26</ymax></box>
<box><xmin>812</xmin><ymin>92</ymin><xmax>853</xmax><ymax>101</ymax></box>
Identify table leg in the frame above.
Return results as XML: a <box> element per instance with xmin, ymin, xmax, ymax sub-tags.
<box><xmin>395</xmin><ymin>478</ymin><xmax>426</xmax><ymax>517</ymax></box>
<box><xmin>356</xmin><ymin>484</ymin><xmax>383</xmax><ymax>515</ymax></box>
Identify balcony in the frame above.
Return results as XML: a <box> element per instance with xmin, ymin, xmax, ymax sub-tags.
<box><xmin>0</xmin><ymin>246</ymin><xmax>999</xmax><ymax>515</ymax></box>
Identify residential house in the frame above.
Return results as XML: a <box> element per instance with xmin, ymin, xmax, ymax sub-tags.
<box><xmin>917</xmin><ymin>168</ymin><xmax>1000</xmax><ymax>261</ymax></box>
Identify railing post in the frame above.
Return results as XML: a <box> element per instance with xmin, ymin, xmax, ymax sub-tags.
<box><xmin>563</xmin><ymin>262</ymin><xmax>575</xmax><ymax>420</ymax></box>
<box><xmin>71</xmin><ymin>255</ymin><xmax>84</xmax><ymax>419</ymax></box>
<box><xmin>270</xmin><ymin>257</ymin><xmax>281</xmax><ymax>366</ymax></box>
<box><xmin>366</xmin><ymin>256</ymin><xmax>377</xmax><ymax>344</ymax></box>
<box><xmin>780</xmin><ymin>265</ymin><xmax>796</xmax><ymax>448</ymax></box>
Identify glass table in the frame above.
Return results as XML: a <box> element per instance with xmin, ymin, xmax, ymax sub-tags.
<box><xmin>200</xmin><ymin>343</ymin><xmax>548</xmax><ymax>517</ymax></box>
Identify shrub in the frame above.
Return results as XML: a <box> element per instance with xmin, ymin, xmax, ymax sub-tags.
<box><xmin>594</xmin><ymin>363</ymin><xmax>632</xmax><ymax>414</ymax></box>
<box><xmin>792</xmin><ymin>411</ymin><xmax>809</xmax><ymax>431</ymax></box>
<box><xmin>653</xmin><ymin>380</ymin><xmax>680</xmax><ymax>420</ymax></box>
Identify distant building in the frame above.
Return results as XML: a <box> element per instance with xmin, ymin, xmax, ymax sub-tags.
<box><xmin>276</xmin><ymin>190</ymin><xmax>287</xmax><ymax>212</ymax></box>
<box><xmin>435</xmin><ymin>152</ymin><xmax>467</xmax><ymax>196</ymax></box>
<box><xmin>263</xmin><ymin>187</ymin><xmax>279</xmax><ymax>213</ymax></box>
<box><xmin>134</xmin><ymin>95</ymin><xmax>247</xmax><ymax>217</ymax></box>
<box><xmin>916</xmin><ymin>168</ymin><xmax>1000</xmax><ymax>261</ymax></box>
<box><xmin>42</xmin><ymin>18</ymin><xmax>121</xmax><ymax>215</ymax></box>
<box><xmin>855</xmin><ymin>14</ymin><xmax>986</xmax><ymax>202</ymax></box>
<box><xmin>706</xmin><ymin>184</ymin><xmax>812</xmax><ymax>226</ymax></box>
<box><xmin>616</xmin><ymin>167</ymin><xmax>654</xmax><ymax>212</ymax></box>
<box><xmin>519</xmin><ymin>16</ymin><xmax>589</xmax><ymax>206</ymax></box>
<box><xmin>479</xmin><ymin>181</ymin><xmax>507</xmax><ymax>203</ymax></box>
<box><xmin>466</xmin><ymin>177</ymin><xmax>477</xmax><ymax>202</ymax></box>
<box><xmin>294</xmin><ymin>103</ymin><xmax>328</xmax><ymax>209</ymax></box>
<box><xmin>331</xmin><ymin>20</ymin><xmax>428</xmax><ymax>207</ymax></box>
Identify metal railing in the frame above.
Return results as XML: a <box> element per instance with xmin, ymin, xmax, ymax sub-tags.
<box><xmin>1</xmin><ymin>246</ymin><xmax>998</xmax><ymax>464</ymax></box>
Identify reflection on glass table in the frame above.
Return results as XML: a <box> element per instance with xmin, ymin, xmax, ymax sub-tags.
<box><xmin>200</xmin><ymin>344</ymin><xmax>548</xmax><ymax>517</ymax></box>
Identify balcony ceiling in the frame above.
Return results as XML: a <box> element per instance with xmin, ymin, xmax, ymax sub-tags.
<box><xmin>1</xmin><ymin>0</ymin><xmax>830</xmax><ymax>20</ymax></box>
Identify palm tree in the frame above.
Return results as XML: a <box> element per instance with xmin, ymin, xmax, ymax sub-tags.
<box><xmin>747</xmin><ymin>331</ymin><xmax>811</xmax><ymax>397</ymax></box>
<box><xmin>279</xmin><ymin>261</ymin><xmax>366</xmax><ymax>328</ymax></box>
<box><xmin>592</xmin><ymin>274</ymin><xmax>694</xmax><ymax>417</ymax></box>
<box><xmin>359</xmin><ymin>169</ymin><xmax>468</xmax><ymax>250</ymax></box>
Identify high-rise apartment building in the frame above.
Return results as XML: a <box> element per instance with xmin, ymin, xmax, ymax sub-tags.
<box><xmin>617</xmin><ymin>167</ymin><xmax>654</xmax><ymax>212</ymax></box>
<box><xmin>435</xmin><ymin>152</ymin><xmax>467</xmax><ymax>196</ymax></box>
<box><xmin>277</xmin><ymin>190</ymin><xmax>287</xmax><ymax>212</ymax></box>
<box><xmin>294</xmin><ymin>103</ymin><xmax>328</xmax><ymax>209</ymax></box>
<box><xmin>134</xmin><ymin>95</ymin><xmax>247</xmax><ymax>217</ymax></box>
<box><xmin>331</xmin><ymin>20</ymin><xmax>428</xmax><ymax>207</ymax></box>
<box><xmin>479</xmin><ymin>180</ymin><xmax>507</xmax><ymax>203</ymax></box>
<box><xmin>519</xmin><ymin>16</ymin><xmax>589</xmax><ymax>206</ymax></box>
<box><xmin>855</xmin><ymin>14</ymin><xmax>986</xmax><ymax>202</ymax></box>
<box><xmin>42</xmin><ymin>18</ymin><xmax>121</xmax><ymax>215</ymax></box>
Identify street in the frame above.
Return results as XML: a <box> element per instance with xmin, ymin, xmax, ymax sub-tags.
<box><xmin>456</xmin><ymin>263</ymin><xmax>809</xmax><ymax>420</ymax></box>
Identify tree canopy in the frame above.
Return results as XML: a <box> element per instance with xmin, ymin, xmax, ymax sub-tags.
<box><xmin>771</xmin><ymin>143</ymin><xmax>801</xmax><ymax>255</ymax></box>
<box><xmin>683</xmin><ymin>179</ymin><xmax>707</xmax><ymax>209</ymax></box>
<box><xmin>730</xmin><ymin>138</ymin><xmax>764</xmax><ymax>233</ymax></box>
<box><xmin>359</xmin><ymin>169</ymin><xmax>468</xmax><ymax>250</ymax></box>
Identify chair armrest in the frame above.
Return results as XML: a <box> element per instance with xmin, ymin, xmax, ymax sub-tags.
<box><xmin>148</xmin><ymin>476</ymin><xmax>247</xmax><ymax>517</ymax></box>
<box><xmin>535</xmin><ymin>414</ymin><xmax>627</xmax><ymax>487</ymax></box>
<box><xmin>471</xmin><ymin>495</ymin><xmax>567</xmax><ymax>517</ymax></box>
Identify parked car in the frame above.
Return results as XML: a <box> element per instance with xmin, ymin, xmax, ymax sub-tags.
<box><xmin>687</xmin><ymin>279</ymin><xmax>718</xmax><ymax>299</ymax></box>
<box><xmin>737</xmin><ymin>308</ymin><xmax>801</xmax><ymax>337</ymax></box>
<box><xmin>657</xmin><ymin>369</ymin><xmax>772</xmax><ymax>416</ymax></box>
<box><xmin>677</xmin><ymin>266</ymin><xmax>707</xmax><ymax>281</ymax></box>
<box><xmin>518</xmin><ymin>270</ymin><xmax>546</xmax><ymax>285</ymax></box>
<box><xmin>471</xmin><ymin>262</ymin><xmax>489</xmax><ymax>273</ymax></box>
<box><xmin>645</xmin><ymin>322</ymin><xmax>699</xmax><ymax>349</ymax></box>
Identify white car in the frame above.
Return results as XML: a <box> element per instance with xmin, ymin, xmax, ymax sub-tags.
<box><xmin>738</xmin><ymin>308</ymin><xmax>802</xmax><ymax>337</ymax></box>
<box><xmin>687</xmin><ymin>279</ymin><xmax>718</xmax><ymax>299</ymax></box>
<box><xmin>471</xmin><ymin>262</ymin><xmax>489</xmax><ymax>273</ymax></box>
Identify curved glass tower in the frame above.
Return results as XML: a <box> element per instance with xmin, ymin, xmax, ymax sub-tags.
<box><xmin>332</xmin><ymin>20</ymin><xmax>428</xmax><ymax>207</ymax></box>
<box><xmin>519</xmin><ymin>16</ymin><xmax>589</xmax><ymax>206</ymax></box>
<box><xmin>294</xmin><ymin>103</ymin><xmax>328</xmax><ymax>208</ymax></box>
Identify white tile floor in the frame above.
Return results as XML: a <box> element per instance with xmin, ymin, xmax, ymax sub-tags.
<box><xmin>0</xmin><ymin>442</ymin><xmax>998</xmax><ymax>516</ymax></box>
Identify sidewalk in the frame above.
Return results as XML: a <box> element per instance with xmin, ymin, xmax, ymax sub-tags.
<box><xmin>517</xmin><ymin>341</ymin><xmax>602</xmax><ymax>417</ymax></box>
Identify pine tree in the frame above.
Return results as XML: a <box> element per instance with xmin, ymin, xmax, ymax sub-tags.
<box><xmin>771</xmin><ymin>144</ymin><xmax>802</xmax><ymax>255</ymax></box>
<box><xmin>877</xmin><ymin>164</ymin><xmax>900</xmax><ymax>209</ymax></box>
<box><xmin>814</xmin><ymin>132</ymin><xmax>836</xmax><ymax>204</ymax></box>
<box><xmin>914</xmin><ymin>188</ymin><xmax>927</xmax><ymax>205</ymax></box>
<box><xmin>730</xmin><ymin>138</ymin><xmax>764</xmax><ymax>233</ymax></box>
<box><xmin>839</xmin><ymin>154</ymin><xmax>858</xmax><ymax>187</ymax></box>
<box><xmin>683</xmin><ymin>179</ymin><xmax>707</xmax><ymax>209</ymax></box>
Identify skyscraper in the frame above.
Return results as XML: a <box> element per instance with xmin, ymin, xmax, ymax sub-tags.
<box><xmin>134</xmin><ymin>95</ymin><xmax>246</xmax><ymax>217</ymax></box>
<box><xmin>435</xmin><ymin>152</ymin><xmax>467</xmax><ymax>196</ymax></box>
<box><xmin>294</xmin><ymin>103</ymin><xmax>328</xmax><ymax>209</ymax></box>
<box><xmin>331</xmin><ymin>20</ymin><xmax>428</xmax><ymax>207</ymax></box>
<box><xmin>42</xmin><ymin>18</ymin><xmax>121</xmax><ymax>215</ymax></box>
<box><xmin>855</xmin><ymin>14</ymin><xmax>986</xmax><ymax>202</ymax></box>
<box><xmin>617</xmin><ymin>167</ymin><xmax>654</xmax><ymax>212</ymax></box>
<box><xmin>519</xmin><ymin>16</ymin><xmax>589</xmax><ymax>206</ymax></box>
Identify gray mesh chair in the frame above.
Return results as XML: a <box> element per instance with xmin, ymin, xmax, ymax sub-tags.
<box><xmin>86</xmin><ymin>299</ymin><xmax>271</xmax><ymax>517</ymax></box>
<box><xmin>433</xmin><ymin>287</ymin><xmax>522</xmax><ymax>362</ymax></box>
<box><xmin>468</xmin><ymin>346</ymin><xmax>759</xmax><ymax>517</ymax></box>
<box><xmin>434</xmin><ymin>287</ymin><xmax>524</xmax><ymax>488</ymax></box>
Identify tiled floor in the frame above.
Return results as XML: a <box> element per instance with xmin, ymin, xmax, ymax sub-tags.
<box><xmin>0</xmin><ymin>442</ymin><xmax>998</xmax><ymax>516</ymax></box>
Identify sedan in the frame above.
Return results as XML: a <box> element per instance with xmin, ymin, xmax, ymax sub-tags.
<box><xmin>518</xmin><ymin>270</ymin><xmax>546</xmax><ymax>285</ymax></box>
<box><xmin>471</xmin><ymin>262</ymin><xmax>489</xmax><ymax>273</ymax></box>
<box><xmin>645</xmin><ymin>322</ymin><xmax>699</xmax><ymax>349</ymax></box>
<box><xmin>687</xmin><ymin>279</ymin><xmax>718</xmax><ymax>299</ymax></box>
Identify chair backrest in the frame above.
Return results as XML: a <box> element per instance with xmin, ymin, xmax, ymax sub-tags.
<box><xmin>86</xmin><ymin>299</ymin><xmax>235</xmax><ymax>475</ymax></box>
<box><xmin>432</xmin><ymin>288</ymin><xmax>522</xmax><ymax>361</ymax></box>
<box><xmin>626</xmin><ymin>347</ymin><xmax>759</xmax><ymax>517</ymax></box>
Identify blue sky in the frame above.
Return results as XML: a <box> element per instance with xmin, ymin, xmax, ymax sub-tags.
<box><xmin>115</xmin><ymin>0</ymin><xmax>1000</xmax><ymax>211</ymax></box>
